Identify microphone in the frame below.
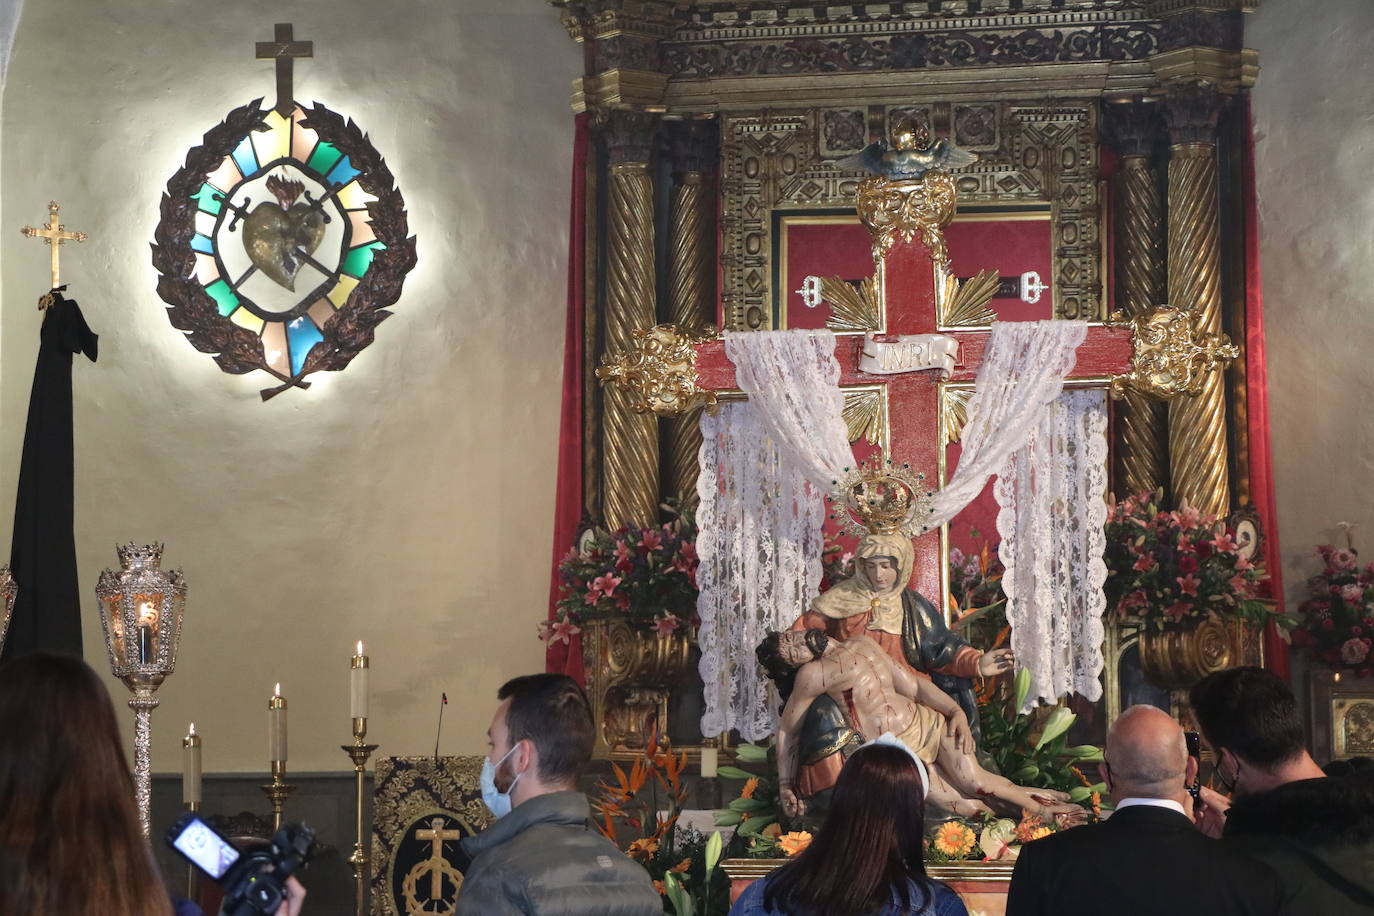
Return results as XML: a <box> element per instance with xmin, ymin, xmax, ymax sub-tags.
<box><xmin>433</xmin><ymin>692</ymin><xmax>448</xmax><ymax>762</ymax></box>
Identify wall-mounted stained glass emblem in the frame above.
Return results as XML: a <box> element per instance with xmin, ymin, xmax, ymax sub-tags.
<box><xmin>153</xmin><ymin>99</ymin><xmax>416</xmax><ymax>399</ymax></box>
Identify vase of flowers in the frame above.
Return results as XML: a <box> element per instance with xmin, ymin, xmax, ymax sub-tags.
<box><xmin>545</xmin><ymin>508</ymin><xmax>700</xmax><ymax>754</ymax></box>
<box><xmin>1104</xmin><ymin>492</ymin><xmax>1278</xmax><ymax>689</ymax></box>
<box><xmin>1291</xmin><ymin>530</ymin><xmax>1374</xmax><ymax>677</ymax></box>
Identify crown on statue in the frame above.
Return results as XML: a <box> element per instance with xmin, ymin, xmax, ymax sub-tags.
<box><xmin>829</xmin><ymin>458</ymin><xmax>934</xmax><ymax>538</ymax></box>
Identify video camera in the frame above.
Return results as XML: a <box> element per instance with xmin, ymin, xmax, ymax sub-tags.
<box><xmin>167</xmin><ymin>811</ymin><xmax>316</xmax><ymax>916</ymax></box>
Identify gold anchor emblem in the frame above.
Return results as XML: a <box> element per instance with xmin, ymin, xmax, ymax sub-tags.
<box><xmin>401</xmin><ymin>817</ymin><xmax>465</xmax><ymax>915</ymax></box>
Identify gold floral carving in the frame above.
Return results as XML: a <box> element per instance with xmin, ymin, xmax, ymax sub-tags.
<box><xmin>596</xmin><ymin>323</ymin><xmax>722</xmax><ymax>418</ymax></box>
<box><xmin>855</xmin><ymin>172</ymin><xmax>957</xmax><ymax>268</ymax></box>
<box><xmin>939</xmin><ymin>269</ymin><xmax>1000</xmax><ymax>327</ymax></box>
<box><xmin>841</xmin><ymin>388</ymin><xmax>886</xmax><ymax>447</ymax></box>
<box><xmin>1138</xmin><ymin>616</ymin><xmax>1236</xmax><ymax>691</ymax></box>
<box><xmin>819</xmin><ymin>274</ymin><xmax>882</xmax><ymax>333</ymax></box>
<box><xmin>582</xmin><ymin>619</ymin><xmax>694</xmax><ymax>759</ymax></box>
<box><xmin>1107</xmin><ymin>304</ymin><xmax>1238</xmax><ymax>402</ymax></box>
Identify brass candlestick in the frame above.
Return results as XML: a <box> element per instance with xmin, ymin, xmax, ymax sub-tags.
<box><xmin>341</xmin><ymin>718</ymin><xmax>379</xmax><ymax>916</ymax></box>
<box><xmin>260</xmin><ymin>761</ymin><xmax>296</xmax><ymax>830</ymax></box>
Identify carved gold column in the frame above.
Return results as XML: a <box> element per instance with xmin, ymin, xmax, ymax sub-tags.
<box><xmin>601</xmin><ymin>111</ymin><xmax>661</xmax><ymax>528</ymax></box>
<box><xmin>665</xmin><ymin>120</ymin><xmax>717</xmax><ymax>513</ymax></box>
<box><xmin>1105</xmin><ymin>99</ymin><xmax>1168</xmax><ymax>498</ymax></box>
<box><xmin>1164</xmin><ymin>85</ymin><xmax>1231</xmax><ymax>517</ymax></box>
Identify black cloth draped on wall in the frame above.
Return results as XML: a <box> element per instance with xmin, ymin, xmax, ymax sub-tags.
<box><xmin>3</xmin><ymin>290</ymin><xmax>98</xmax><ymax>661</ymax></box>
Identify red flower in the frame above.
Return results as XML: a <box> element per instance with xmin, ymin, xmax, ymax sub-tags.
<box><xmin>653</xmin><ymin>614</ymin><xmax>682</xmax><ymax>638</ymax></box>
<box><xmin>639</xmin><ymin>529</ymin><xmax>663</xmax><ymax>552</ymax></box>
<box><xmin>1322</xmin><ymin>619</ymin><xmax>1336</xmax><ymax>631</ymax></box>
<box><xmin>1133</xmin><ymin>554</ymin><xmax>1158</xmax><ymax>573</ymax></box>
<box><xmin>1164</xmin><ymin>602</ymin><xmax>1192</xmax><ymax>620</ymax></box>
<box><xmin>1178</xmin><ymin>553</ymin><xmax>1200</xmax><ymax>576</ymax></box>
<box><xmin>1177</xmin><ymin>574</ymin><xmax>1201</xmax><ymax>597</ymax></box>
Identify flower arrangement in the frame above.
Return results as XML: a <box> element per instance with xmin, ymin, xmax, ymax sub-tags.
<box><xmin>978</xmin><ymin>669</ymin><xmax>1107</xmax><ymax>802</ymax></box>
<box><xmin>1292</xmin><ymin>528</ymin><xmax>1374</xmax><ymax>677</ymax></box>
<box><xmin>926</xmin><ymin>813</ymin><xmax>1065</xmax><ymax>863</ymax></box>
<box><xmin>1104</xmin><ymin>491</ymin><xmax>1274</xmax><ymax>630</ymax></box>
<box><xmin>544</xmin><ymin>505</ymin><xmax>699</xmax><ymax>640</ymax></box>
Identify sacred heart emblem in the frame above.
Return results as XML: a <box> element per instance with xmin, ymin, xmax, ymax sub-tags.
<box><xmin>241</xmin><ymin>174</ymin><xmax>326</xmax><ymax>291</ymax></box>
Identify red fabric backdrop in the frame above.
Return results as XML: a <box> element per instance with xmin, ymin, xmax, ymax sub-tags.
<box><xmin>545</xmin><ymin>114</ymin><xmax>589</xmax><ymax>683</ymax></box>
<box><xmin>1241</xmin><ymin>100</ymin><xmax>1291</xmax><ymax>680</ymax></box>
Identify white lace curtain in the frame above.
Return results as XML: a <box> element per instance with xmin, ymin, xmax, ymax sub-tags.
<box><xmin>698</xmin><ymin>331</ymin><xmax>851</xmax><ymax>741</ymax></box>
<box><xmin>697</xmin><ymin>322</ymin><xmax>1107</xmax><ymax>737</ymax></box>
<box><xmin>997</xmin><ymin>388</ymin><xmax>1108</xmax><ymax>710</ymax></box>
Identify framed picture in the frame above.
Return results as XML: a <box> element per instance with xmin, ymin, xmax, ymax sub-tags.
<box><xmin>1310</xmin><ymin>670</ymin><xmax>1374</xmax><ymax>763</ymax></box>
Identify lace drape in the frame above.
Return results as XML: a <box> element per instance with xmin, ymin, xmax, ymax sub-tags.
<box><xmin>697</xmin><ymin>331</ymin><xmax>852</xmax><ymax>740</ymax></box>
<box><xmin>696</xmin><ymin>403</ymin><xmax>828</xmax><ymax>740</ymax></box>
<box><xmin>927</xmin><ymin>321</ymin><xmax>1088</xmax><ymax>530</ymax></box>
<box><xmin>997</xmin><ymin>388</ymin><xmax>1108</xmax><ymax>711</ymax></box>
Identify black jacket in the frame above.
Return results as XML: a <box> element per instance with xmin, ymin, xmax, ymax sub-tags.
<box><xmin>455</xmin><ymin>791</ymin><xmax>661</xmax><ymax>916</ymax></box>
<box><xmin>1006</xmin><ymin>803</ymin><xmax>1285</xmax><ymax>916</ymax></box>
<box><xmin>1223</xmin><ymin>773</ymin><xmax>1374</xmax><ymax>913</ymax></box>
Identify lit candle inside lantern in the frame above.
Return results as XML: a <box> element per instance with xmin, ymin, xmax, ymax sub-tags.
<box><xmin>268</xmin><ymin>684</ymin><xmax>287</xmax><ymax>763</ymax></box>
<box><xmin>136</xmin><ymin>600</ymin><xmax>158</xmax><ymax>664</ymax></box>
<box><xmin>183</xmin><ymin>723</ymin><xmax>202</xmax><ymax>806</ymax></box>
<box><xmin>351</xmin><ymin>640</ymin><xmax>369</xmax><ymax>721</ymax></box>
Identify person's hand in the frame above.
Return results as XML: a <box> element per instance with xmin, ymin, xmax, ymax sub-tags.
<box><xmin>275</xmin><ymin>876</ymin><xmax>306</xmax><ymax>916</ymax></box>
<box><xmin>1194</xmin><ymin>784</ymin><xmax>1230</xmax><ymax>838</ymax></box>
<box><xmin>978</xmin><ymin>648</ymin><xmax>1014</xmax><ymax>678</ymax></box>
<box><xmin>780</xmin><ymin>784</ymin><xmax>806</xmax><ymax>818</ymax></box>
<box><xmin>946</xmin><ymin>709</ymin><xmax>975</xmax><ymax>755</ymax></box>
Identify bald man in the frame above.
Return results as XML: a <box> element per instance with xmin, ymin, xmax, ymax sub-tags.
<box><xmin>1006</xmin><ymin>705</ymin><xmax>1286</xmax><ymax>916</ymax></box>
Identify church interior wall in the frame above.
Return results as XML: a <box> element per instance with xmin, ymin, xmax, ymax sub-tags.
<box><xmin>0</xmin><ymin>0</ymin><xmax>578</xmax><ymax>774</ymax></box>
<box><xmin>1249</xmin><ymin>0</ymin><xmax>1374</xmax><ymax>632</ymax></box>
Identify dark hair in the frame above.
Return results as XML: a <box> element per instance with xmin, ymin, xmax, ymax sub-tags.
<box><xmin>756</xmin><ymin>630</ymin><xmax>828</xmax><ymax>705</ymax></box>
<box><xmin>1189</xmin><ymin>666</ymin><xmax>1305</xmax><ymax>769</ymax></box>
<box><xmin>763</xmin><ymin>743</ymin><xmax>934</xmax><ymax>916</ymax></box>
<box><xmin>0</xmin><ymin>653</ymin><xmax>172</xmax><ymax>916</ymax></box>
<box><xmin>497</xmin><ymin>673</ymin><xmax>594</xmax><ymax>785</ymax></box>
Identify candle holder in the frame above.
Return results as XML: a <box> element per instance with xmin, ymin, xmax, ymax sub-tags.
<box><xmin>95</xmin><ymin>543</ymin><xmax>188</xmax><ymax>836</ymax></box>
<box><xmin>341</xmin><ymin>718</ymin><xmax>379</xmax><ymax>916</ymax></box>
<box><xmin>261</xmin><ymin>760</ymin><xmax>296</xmax><ymax>831</ymax></box>
<box><xmin>0</xmin><ymin>565</ymin><xmax>16</xmax><ymax>655</ymax></box>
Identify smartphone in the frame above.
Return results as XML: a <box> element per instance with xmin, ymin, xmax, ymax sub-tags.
<box><xmin>1184</xmin><ymin>730</ymin><xmax>1202</xmax><ymax>803</ymax></box>
<box><xmin>167</xmin><ymin>812</ymin><xmax>242</xmax><ymax>880</ymax></box>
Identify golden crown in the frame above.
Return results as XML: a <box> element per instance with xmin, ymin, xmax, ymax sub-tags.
<box><xmin>828</xmin><ymin>458</ymin><xmax>934</xmax><ymax>538</ymax></box>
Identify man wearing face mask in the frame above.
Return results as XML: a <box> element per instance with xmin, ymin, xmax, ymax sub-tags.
<box><xmin>1190</xmin><ymin>666</ymin><xmax>1374</xmax><ymax>913</ymax></box>
<box><xmin>455</xmin><ymin>674</ymin><xmax>662</xmax><ymax>915</ymax></box>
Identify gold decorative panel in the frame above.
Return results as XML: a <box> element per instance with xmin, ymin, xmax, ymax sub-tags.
<box><xmin>720</xmin><ymin>101</ymin><xmax>1102</xmax><ymax>331</ymax></box>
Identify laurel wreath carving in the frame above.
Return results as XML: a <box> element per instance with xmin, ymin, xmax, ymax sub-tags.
<box><xmin>151</xmin><ymin>98</ymin><xmax>417</xmax><ymax>400</ymax></box>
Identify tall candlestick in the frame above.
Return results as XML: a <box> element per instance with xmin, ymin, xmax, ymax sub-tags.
<box><xmin>351</xmin><ymin>641</ymin><xmax>369</xmax><ymax>723</ymax></box>
<box><xmin>182</xmin><ymin>723</ymin><xmax>202</xmax><ymax>805</ymax></box>
<box><xmin>269</xmin><ymin>684</ymin><xmax>287</xmax><ymax>763</ymax></box>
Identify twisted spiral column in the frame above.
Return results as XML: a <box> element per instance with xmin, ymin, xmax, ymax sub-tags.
<box><xmin>1115</xmin><ymin>154</ymin><xmax>1168</xmax><ymax>497</ymax></box>
<box><xmin>602</xmin><ymin>161</ymin><xmax>660</xmax><ymax>527</ymax></box>
<box><xmin>1166</xmin><ymin>142</ymin><xmax>1230</xmax><ymax>516</ymax></box>
<box><xmin>666</xmin><ymin>172</ymin><xmax>712</xmax><ymax>512</ymax></box>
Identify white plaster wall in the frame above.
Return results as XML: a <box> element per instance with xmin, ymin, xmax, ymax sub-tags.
<box><xmin>1249</xmin><ymin>1</ymin><xmax>1374</xmax><ymax>610</ymax></box>
<box><xmin>0</xmin><ymin>1</ymin><xmax>578</xmax><ymax>772</ymax></box>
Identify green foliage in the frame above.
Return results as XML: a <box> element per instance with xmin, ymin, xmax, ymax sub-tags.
<box><xmin>978</xmin><ymin>671</ymin><xmax>1106</xmax><ymax>801</ymax></box>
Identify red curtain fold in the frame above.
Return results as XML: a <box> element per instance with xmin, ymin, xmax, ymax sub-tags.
<box><xmin>545</xmin><ymin>114</ymin><xmax>589</xmax><ymax>684</ymax></box>
<box><xmin>1241</xmin><ymin>98</ymin><xmax>1290</xmax><ymax>681</ymax></box>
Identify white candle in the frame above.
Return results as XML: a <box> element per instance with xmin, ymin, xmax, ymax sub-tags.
<box><xmin>183</xmin><ymin>723</ymin><xmax>202</xmax><ymax>805</ymax></box>
<box><xmin>700</xmin><ymin>745</ymin><xmax>719</xmax><ymax>778</ymax></box>
<box><xmin>351</xmin><ymin>641</ymin><xmax>369</xmax><ymax>720</ymax></box>
<box><xmin>269</xmin><ymin>684</ymin><xmax>287</xmax><ymax>763</ymax></box>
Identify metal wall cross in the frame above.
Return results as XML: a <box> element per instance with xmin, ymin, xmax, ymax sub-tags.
<box><xmin>20</xmin><ymin>201</ymin><xmax>88</xmax><ymax>299</ymax></box>
<box><xmin>255</xmin><ymin>22</ymin><xmax>313</xmax><ymax>117</ymax></box>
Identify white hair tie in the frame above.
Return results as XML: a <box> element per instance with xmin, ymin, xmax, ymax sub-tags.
<box><xmin>861</xmin><ymin>732</ymin><xmax>929</xmax><ymax>799</ymax></box>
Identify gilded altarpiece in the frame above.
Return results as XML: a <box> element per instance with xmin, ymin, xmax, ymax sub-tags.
<box><xmin>557</xmin><ymin>0</ymin><xmax>1265</xmax><ymax>760</ymax></box>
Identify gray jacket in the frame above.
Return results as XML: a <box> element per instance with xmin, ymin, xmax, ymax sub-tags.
<box><xmin>455</xmin><ymin>791</ymin><xmax>662</xmax><ymax>916</ymax></box>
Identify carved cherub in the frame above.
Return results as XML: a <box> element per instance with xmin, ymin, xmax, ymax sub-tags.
<box><xmin>838</xmin><ymin>116</ymin><xmax>978</xmax><ymax>180</ymax></box>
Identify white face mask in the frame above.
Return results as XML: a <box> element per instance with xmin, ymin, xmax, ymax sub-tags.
<box><xmin>480</xmin><ymin>744</ymin><xmax>523</xmax><ymax>818</ymax></box>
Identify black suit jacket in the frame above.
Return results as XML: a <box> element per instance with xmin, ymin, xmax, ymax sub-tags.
<box><xmin>1006</xmin><ymin>803</ymin><xmax>1285</xmax><ymax>916</ymax></box>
